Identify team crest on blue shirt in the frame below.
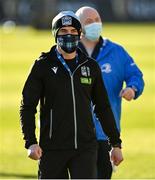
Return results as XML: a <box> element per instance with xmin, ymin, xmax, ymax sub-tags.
<box><xmin>101</xmin><ymin>63</ymin><xmax>112</xmax><ymax>73</ymax></box>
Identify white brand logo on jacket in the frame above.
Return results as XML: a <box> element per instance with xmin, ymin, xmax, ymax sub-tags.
<box><xmin>130</xmin><ymin>62</ymin><xmax>136</xmax><ymax>66</ymax></box>
<box><xmin>81</xmin><ymin>66</ymin><xmax>90</xmax><ymax>77</ymax></box>
<box><xmin>51</xmin><ymin>67</ymin><xmax>58</xmax><ymax>74</ymax></box>
<box><xmin>101</xmin><ymin>63</ymin><xmax>112</xmax><ymax>73</ymax></box>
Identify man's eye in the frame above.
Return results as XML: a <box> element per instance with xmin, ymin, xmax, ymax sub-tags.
<box><xmin>60</xmin><ymin>29</ymin><xmax>67</xmax><ymax>32</ymax></box>
<box><xmin>72</xmin><ymin>30</ymin><xmax>78</xmax><ymax>33</ymax></box>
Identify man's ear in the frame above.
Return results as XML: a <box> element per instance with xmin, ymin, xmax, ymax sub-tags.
<box><xmin>79</xmin><ymin>34</ymin><xmax>82</xmax><ymax>40</ymax></box>
<box><xmin>79</xmin><ymin>31</ymin><xmax>85</xmax><ymax>40</ymax></box>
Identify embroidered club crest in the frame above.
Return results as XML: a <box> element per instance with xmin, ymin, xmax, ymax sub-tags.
<box><xmin>81</xmin><ymin>66</ymin><xmax>90</xmax><ymax>77</ymax></box>
<box><xmin>61</xmin><ymin>16</ymin><xmax>72</xmax><ymax>26</ymax></box>
<box><xmin>101</xmin><ymin>63</ymin><xmax>112</xmax><ymax>73</ymax></box>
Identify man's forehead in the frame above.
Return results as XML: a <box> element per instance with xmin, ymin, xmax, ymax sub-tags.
<box><xmin>85</xmin><ymin>14</ymin><xmax>99</xmax><ymax>20</ymax></box>
<box><xmin>82</xmin><ymin>9</ymin><xmax>100</xmax><ymax>21</ymax></box>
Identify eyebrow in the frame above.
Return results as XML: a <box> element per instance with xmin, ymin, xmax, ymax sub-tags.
<box><xmin>85</xmin><ymin>17</ymin><xmax>100</xmax><ymax>21</ymax></box>
<box><xmin>85</xmin><ymin>18</ymin><xmax>93</xmax><ymax>21</ymax></box>
<box><xmin>60</xmin><ymin>27</ymin><xmax>76</xmax><ymax>30</ymax></box>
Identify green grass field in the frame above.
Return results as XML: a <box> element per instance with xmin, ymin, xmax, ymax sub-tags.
<box><xmin>0</xmin><ymin>23</ymin><xmax>155</xmax><ymax>179</ymax></box>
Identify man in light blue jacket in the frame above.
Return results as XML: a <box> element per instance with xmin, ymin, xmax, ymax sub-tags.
<box><xmin>76</xmin><ymin>6</ymin><xmax>144</xmax><ymax>179</ymax></box>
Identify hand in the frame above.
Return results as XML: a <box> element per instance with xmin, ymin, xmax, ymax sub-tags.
<box><xmin>110</xmin><ymin>147</ymin><xmax>123</xmax><ymax>166</ymax></box>
<box><xmin>119</xmin><ymin>87</ymin><xmax>135</xmax><ymax>101</ymax></box>
<box><xmin>27</xmin><ymin>144</ymin><xmax>42</xmax><ymax>160</ymax></box>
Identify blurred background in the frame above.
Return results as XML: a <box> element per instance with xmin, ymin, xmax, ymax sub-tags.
<box><xmin>0</xmin><ymin>0</ymin><xmax>155</xmax><ymax>28</ymax></box>
<box><xmin>0</xmin><ymin>0</ymin><xmax>155</xmax><ymax>179</ymax></box>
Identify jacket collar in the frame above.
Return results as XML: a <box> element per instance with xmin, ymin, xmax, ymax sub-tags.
<box><xmin>47</xmin><ymin>45</ymin><xmax>89</xmax><ymax>65</ymax></box>
<box><xmin>78</xmin><ymin>36</ymin><xmax>103</xmax><ymax>59</ymax></box>
<box><xmin>78</xmin><ymin>37</ymin><xmax>114</xmax><ymax>62</ymax></box>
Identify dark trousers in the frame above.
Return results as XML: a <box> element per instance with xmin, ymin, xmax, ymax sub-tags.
<box><xmin>38</xmin><ymin>148</ymin><xmax>97</xmax><ymax>179</ymax></box>
<box><xmin>97</xmin><ymin>140</ymin><xmax>112</xmax><ymax>179</ymax></box>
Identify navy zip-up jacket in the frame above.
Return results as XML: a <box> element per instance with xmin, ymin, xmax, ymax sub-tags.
<box><xmin>20</xmin><ymin>46</ymin><xmax>121</xmax><ymax>150</ymax></box>
<box><xmin>79</xmin><ymin>37</ymin><xmax>144</xmax><ymax>140</ymax></box>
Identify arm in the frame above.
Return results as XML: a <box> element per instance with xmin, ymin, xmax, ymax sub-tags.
<box><xmin>92</xmin><ymin>63</ymin><xmax>123</xmax><ymax>165</ymax></box>
<box><xmin>122</xmin><ymin>48</ymin><xmax>144</xmax><ymax>99</ymax></box>
<box><xmin>20</xmin><ymin>60</ymin><xmax>43</xmax><ymax>149</ymax></box>
<box><xmin>91</xmin><ymin>63</ymin><xmax>122</xmax><ymax>147</ymax></box>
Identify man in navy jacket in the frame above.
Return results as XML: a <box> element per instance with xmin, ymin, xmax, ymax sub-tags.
<box><xmin>76</xmin><ymin>6</ymin><xmax>144</xmax><ymax>179</ymax></box>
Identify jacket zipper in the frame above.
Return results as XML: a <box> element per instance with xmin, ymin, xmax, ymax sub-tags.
<box><xmin>70</xmin><ymin>60</ymin><xmax>89</xmax><ymax>149</ymax></box>
<box><xmin>49</xmin><ymin>109</ymin><xmax>53</xmax><ymax>139</ymax></box>
<box><xmin>70</xmin><ymin>75</ymin><xmax>77</xmax><ymax>149</ymax></box>
<box><xmin>56</xmin><ymin>49</ymin><xmax>90</xmax><ymax>149</ymax></box>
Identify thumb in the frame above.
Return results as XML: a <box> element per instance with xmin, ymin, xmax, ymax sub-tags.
<box><xmin>37</xmin><ymin>147</ymin><xmax>42</xmax><ymax>157</ymax></box>
<box><xmin>110</xmin><ymin>152</ymin><xmax>115</xmax><ymax>162</ymax></box>
<box><xmin>119</xmin><ymin>89</ymin><xmax>125</xmax><ymax>97</ymax></box>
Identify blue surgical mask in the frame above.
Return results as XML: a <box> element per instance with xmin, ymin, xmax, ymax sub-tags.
<box><xmin>84</xmin><ymin>22</ymin><xmax>102</xmax><ymax>41</ymax></box>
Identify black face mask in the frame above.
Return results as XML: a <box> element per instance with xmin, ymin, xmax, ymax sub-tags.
<box><xmin>57</xmin><ymin>34</ymin><xmax>79</xmax><ymax>53</ymax></box>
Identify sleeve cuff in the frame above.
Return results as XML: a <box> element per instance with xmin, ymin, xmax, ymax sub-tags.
<box><xmin>25</xmin><ymin>139</ymin><xmax>38</xmax><ymax>149</ymax></box>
